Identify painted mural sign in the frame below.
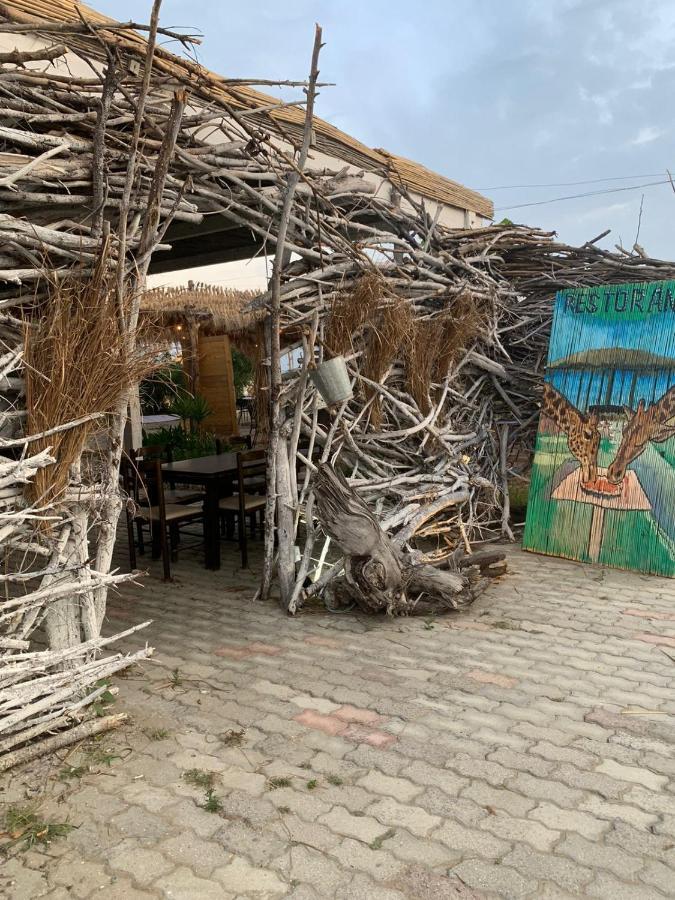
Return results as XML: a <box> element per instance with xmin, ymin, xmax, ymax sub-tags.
<box><xmin>523</xmin><ymin>281</ymin><xmax>675</xmax><ymax>577</ymax></box>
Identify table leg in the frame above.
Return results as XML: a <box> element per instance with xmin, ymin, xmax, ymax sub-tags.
<box><xmin>204</xmin><ymin>481</ymin><xmax>221</xmax><ymax>570</ymax></box>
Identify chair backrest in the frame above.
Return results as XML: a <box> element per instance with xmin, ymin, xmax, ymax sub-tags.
<box><xmin>227</xmin><ymin>434</ymin><xmax>252</xmax><ymax>451</ymax></box>
<box><xmin>136</xmin><ymin>442</ymin><xmax>173</xmax><ymax>463</ymax></box>
<box><xmin>121</xmin><ymin>455</ymin><xmax>166</xmax><ymax>520</ymax></box>
<box><xmin>236</xmin><ymin>449</ymin><xmax>267</xmax><ymax>498</ymax></box>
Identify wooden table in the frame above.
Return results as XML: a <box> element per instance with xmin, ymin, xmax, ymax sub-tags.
<box><xmin>162</xmin><ymin>452</ymin><xmax>238</xmax><ymax>570</ymax></box>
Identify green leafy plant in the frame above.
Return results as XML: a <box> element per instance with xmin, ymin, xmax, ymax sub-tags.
<box><xmin>90</xmin><ymin>680</ymin><xmax>116</xmax><ymax>718</ymax></box>
<box><xmin>144</xmin><ymin>425</ymin><xmax>221</xmax><ymax>461</ymax></box>
<box><xmin>169</xmin><ymin>392</ymin><xmax>212</xmax><ymax>427</ymax></box>
<box><xmin>169</xmin><ymin>668</ymin><xmax>183</xmax><ymax>688</ymax></box>
<box><xmin>139</xmin><ymin>361</ymin><xmax>187</xmax><ymax>415</ymax></box>
<box><xmin>201</xmin><ymin>789</ymin><xmax>222</xmax><ymax>813</ymax></box>
<box><xmin>232</xmin><ymin>348</ymin><xmax>254</xmax><ymax>399</ymax></box>
<box><xmin>306</xmin><ymin>779</ymin><xmax>318</xmax><ymax>791</ymax></box>
<box><xmin>145</xmin><ymin>728</ymin><xmax>169</xmax><ymax>741</ymax></box>
<box><xmin>326</xmin><ymin>774</ymin><xmax>343</xmax><ymax>786</ymax></box>
<box><xmin>3</xmin><ymin>807</ymin><xmax>73</xmax><ymax>849</ymax></box>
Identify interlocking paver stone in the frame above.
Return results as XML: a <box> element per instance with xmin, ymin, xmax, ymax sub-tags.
<box><xmin>319</xmin><ymin>806</ymin><xmax>386</xmax><ymax>844</ymax></box>
<box><xmin>4</xmin><ymin>544</ymin><xmax>675</xmax><ymax>900</ymax></box>
<box><xmin>595</xmin><ymin>759</ymin><xmax>669</xmax><ymax>791</ymax></box>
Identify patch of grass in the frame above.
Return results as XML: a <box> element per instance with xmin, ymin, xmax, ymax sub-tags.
<box><xmin>278</xmin><ymin>806</ymin><xmax>291</xmax><ymax>815</ymax></box>
<box><xmin>267</xmin><ymin>777</ymin><xmax>292</xmax><ymax>790</ymax></box>
<box><xmin>58</xmin><ymin>764</ymin><xmax>87</xmax><ymax>782</ymax></box>
<box><xmin>144</xmin><ymin>728</ymin><xmax>169</xmax><ymax>741</ymax></box>
<box><xmin>306</xmin><ymin>779</ymin><xmax>318</xmax><ymax>791</ymax></box>
<box><xmin>169</xmin><ymin>668</ymin><xmax>183</xmax><ymax>688</ymax></box>
<box><xmin>220</xmin><ymin>729</ymin><xmax>245</xmax><ymax>746</ymax></box>
<box><xmin>201</xmin><ymin>789</ymin><xmax>222</xmax><ymax>813</ymax></box>
<box><xmin>183</xmin><ymin>769</ymin><xmax>216</xmax><ymax>789</ymax></box>
<box><xmin>369</xmin><ymin>828</ymin><xmax>396</xmax><ymax>850</ymax></box>
<box><xmin>3</xmin><ymin>807</ymin><xmax>73</xmax><ymax>849</ymax></box>
<box><xmin>490</xmin><ymin>620</ymin><xmax>519</xmax><ymax>630</ymax></box>
<box><xmin>326</xmin><ymin>774</ymin><xmax>343</xmax><ymax>786</ymax></box>
<box><xmin>85</xmin><ymin>745</ymin><xmax>122</xmax><ymax>767</ymax></box>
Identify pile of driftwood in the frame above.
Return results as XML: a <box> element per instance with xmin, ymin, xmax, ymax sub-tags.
<box><xmin>2</xmin><ymin>0</ymin><xmax>675</xmax><ymax>767</ymax></box>
<box><xmin>261</xmin><ymin>212</ymin><xmax>675</xmax><ymax>613</ymax></box>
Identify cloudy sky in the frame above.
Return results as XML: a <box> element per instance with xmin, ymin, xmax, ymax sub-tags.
<box><xmin>97</xmin><ymin>0</ymin><xmax>675</xmax><ymax>285</ymax></box>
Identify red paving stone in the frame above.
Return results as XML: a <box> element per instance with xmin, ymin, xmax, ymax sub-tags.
<box><xmin>246</xmin><ymin>641</ymin><xmax>284</xmax><ymax>655</ymax></box>
<box><xmin>334</xmin><ymin>704</ymin><xmax>385</xmax><ymax>726</ymax></box>
<box><xmin>340</xmin><ymin>723</ymin><xmax>397</xmax><ymax>749</ymax></box>
<box><xmin>634</xmin><ymin>633</ymin><xmax>675</xmax><ymax>647</ymax></box>
<box><xmin>293</xmin><ymin>709</ymin><xmax>348</xmax><ymax>736</ymax></box>
<box><xmin>467</xmin><ymin>669</ymin><xmax>518</xmax><ymax>688</ymax></box>
<box><xmin>624</xmin><ymin>608</ymin><xmax>675</xmax><ymax>621</ymax></box>
<box><xmin>214</xmin><ymin>645</ymin><xmax>253</xmax><ymax>659</ymax></box>
<box><xmin>303</xmin><ymin>635</ymin><xmax>341</xmax><ymax>648</ymax></box>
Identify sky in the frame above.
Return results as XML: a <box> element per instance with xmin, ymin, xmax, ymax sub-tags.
<box><xmin>94</xmin><ymin>0</ymin><xmax>675</xmax><ymax>290</ymax></box>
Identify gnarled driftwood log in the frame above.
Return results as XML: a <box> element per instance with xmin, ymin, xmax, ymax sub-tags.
<box><xmin>313</xmin><ymin>464</ymin><xmax>504</xmax><ymax>615</ymax></box>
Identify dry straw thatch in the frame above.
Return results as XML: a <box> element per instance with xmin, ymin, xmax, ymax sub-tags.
<box><xmin>140</xmin><ymin>284</ymin><xmax>262</xmax><ymax>336</ymax></box>
<box><xmin>24</xmin><ymin>248</ymin><xmax>156</xmax><ymax>508</ymax></box>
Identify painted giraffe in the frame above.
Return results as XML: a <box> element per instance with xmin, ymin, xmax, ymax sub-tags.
<box><xmin>541</xmin><ymin>383</ymin><xmax>600</xmax><ymax>485</ymax></box>
<box><xmin>607</xmin><ymin>385</ymin><xmax>675</xmax><ymax>485</ymax></box>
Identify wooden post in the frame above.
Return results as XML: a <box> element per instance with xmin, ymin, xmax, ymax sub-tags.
<box><xmin>260</xmin><ymin>24</ymin><xmax>324</xmax><ymax>605</ymax></box>
<box><xmin>186</xmin><ymin>318</ymin><xmax>201</xmax><ymax>395</ymax></box>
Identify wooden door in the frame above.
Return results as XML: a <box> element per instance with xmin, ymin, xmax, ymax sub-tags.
<box><xmin>197</xmin><ymin>333</ymin><xmax>239</xmax><ymax>438</ymax></box>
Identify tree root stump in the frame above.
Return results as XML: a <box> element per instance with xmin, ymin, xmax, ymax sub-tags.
<box><xmin>313</xmin><ymin>464</ymin><xmax>505</xmax><ymax>615</ymax></box>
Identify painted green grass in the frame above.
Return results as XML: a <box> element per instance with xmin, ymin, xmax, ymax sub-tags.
<box><xmin>523</xmin><ymin>431</ymin><xmax>675</xmax><ymax>577</ymax></box>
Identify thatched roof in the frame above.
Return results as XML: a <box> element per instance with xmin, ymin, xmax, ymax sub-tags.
<box><xmin>140</xmin><ymin>284</ymin><xmax>263</xmax><ymax>335</ymax></box>
<box><xmin>0</xmin><ymin>0</ymin><xmax>493</xmax><ymax>219</ymax></box>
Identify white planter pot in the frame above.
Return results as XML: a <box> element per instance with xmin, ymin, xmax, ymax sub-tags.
<box><xmin>309</xmin><ymin>356</ymin><xmax>353</xmax><ymax>406</ymax></box>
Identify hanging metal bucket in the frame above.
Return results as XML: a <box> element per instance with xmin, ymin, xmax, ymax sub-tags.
<box><xmin>309</xmin><ymin>356</ymin><xmax>353</xmax><ymax>406</ymax></box>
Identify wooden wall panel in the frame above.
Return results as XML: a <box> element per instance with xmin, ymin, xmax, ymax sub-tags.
<box><xmin>523</xmin><ymin>281</ymin><xmax>675</xmax><ymax>577</ymax></box>
<box><xmin>197</xmin><ymin>333</ymin><xmax>239</xmax><ymax>438</ymax></box>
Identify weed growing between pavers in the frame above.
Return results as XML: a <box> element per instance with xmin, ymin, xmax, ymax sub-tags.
<box><xmin>369</xmin><ymin>828</ymin><xmax>396</xmax><ymax>850</ymax></box>
<box><xmin>84</xmin><ymin>742</ymin><xmax>124</xmax><ymax>767</ymax></box>
<box><xmin>219</xmin><ymin>729</ymin><xmax>245</xmax><ymax>746</ymax></box>
<box><xmin>1</xmin><ymin>807</ymin><xmax>73</xmax><ymax>852</ymax></box>
<box><xmin>267</xmin><ymin>777</ymin><xmax>292</xmax><ymax>790</ymax></box>
<box><xmin>58</xmin><ymin>764</ymin><xmax>88</xmax><ymax>782</ymax></box>
<box><xmin>182</xmin><ymin>769</ymin><xmax>216</xmax><ymax>789</ymax></box>
<box><xmin>200</xmin><ymin>789</ymin><xmax>222</xmax><ymax>813</ymax></box>
<box><xmin>326</xmin><ymin>774</ymin><xmax>343</xmax><ymax>786</ymax></box>
<box><xmin>306</xmin><ymin>779</ymin><xmax>318</xmax><ymax>790</ymax></box>
<box><xmin>144</xmin><ymin>727</ymin><xmax>170</xmax><ymax>741</ymax></box>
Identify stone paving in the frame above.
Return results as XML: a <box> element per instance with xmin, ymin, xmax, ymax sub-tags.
<box><xmin>2</xmin><ymin>542</ymin><xmax>675</xmax><ymax>899</ymax></box>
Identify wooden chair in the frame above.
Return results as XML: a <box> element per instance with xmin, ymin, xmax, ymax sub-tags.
<box><xmin>121</xmin><ymin>456</ymin><xmax>204</xmax><ymax>581</ymax></box>
<box><xmin>134</xmin><ymin>445</ymin><xmax>203</xmax><ymax>505</ymax></box>
<box><xmin>218</xmin><ymin>449</ymin><xmax>266</xmax><ymax>568</ymax></box>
